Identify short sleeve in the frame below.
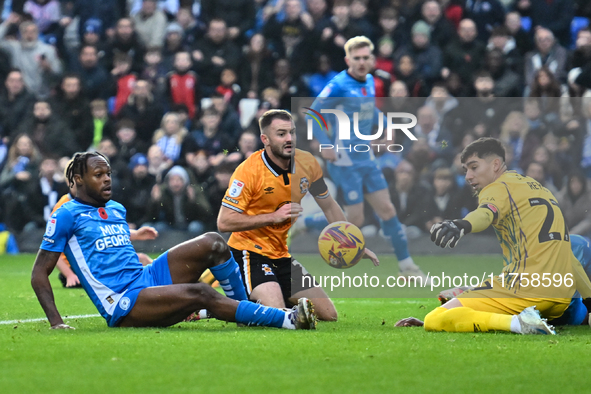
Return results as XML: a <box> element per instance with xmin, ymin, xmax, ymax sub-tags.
<box><xmin>40</xmin><ymin>207</ymin><xmax>75</xmax><ymax>253</ymax></box>
<box><xmin>221</xmin><ymin>163</ymin><xmax>255</xmax><ymax>213</ymax></box>
<box><xmin>307</xmin><ymin>157</ymin><xmax>329</xmax><ymax>199</ymax></box>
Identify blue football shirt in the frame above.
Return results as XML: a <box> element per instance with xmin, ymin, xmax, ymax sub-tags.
<box><xmin>309</xmin><ymin>70</ymin><xmax>378</xmax><ymax>166</ymax></box>
<box><xmin>40</xmin><ymin>198</ymin><xmax>143</xmax><ymax>320</ymax></box>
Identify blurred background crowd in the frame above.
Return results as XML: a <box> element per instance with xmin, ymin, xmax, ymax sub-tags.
<box><xmin>0</xmin><ymin>0</ymin><xmax>590</xmax><ymax>248</ymax></box>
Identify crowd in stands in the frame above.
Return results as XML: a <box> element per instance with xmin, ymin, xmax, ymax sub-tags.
<box><xmin>0</xmin><ymin>0</ymin><xmax>591</xmax><ymax>243</ymax></box>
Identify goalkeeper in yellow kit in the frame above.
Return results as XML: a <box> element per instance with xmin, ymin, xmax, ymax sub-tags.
<box><xmin>397</xmin><ymin>137</ymin><xmax>591</xmax><ymax>335</ymax></box>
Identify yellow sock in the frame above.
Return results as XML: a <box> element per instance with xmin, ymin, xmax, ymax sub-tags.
<box><xmin>424</xmin><ymin>307</ymin><xmax>512</xmax><ymax>333</ymax></box>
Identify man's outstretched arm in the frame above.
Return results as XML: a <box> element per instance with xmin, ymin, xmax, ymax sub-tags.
<box><xmin>217</xmin><ymin>203</ymin><xmax>301</xmax><ymax>233</ymax></box>
<box><xmin>31</xmin><ymin>249</ymin><xmax>73</xmax><ymax>329</ymax></box>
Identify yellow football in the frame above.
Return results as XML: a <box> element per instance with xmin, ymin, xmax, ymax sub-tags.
<box><xmin>318</xmin><ymin>221</ymin><xmax>365</xmax><ymax>269</ymax></box>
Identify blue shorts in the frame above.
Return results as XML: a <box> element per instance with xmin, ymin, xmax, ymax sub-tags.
<box><xmin>549</xmin><ymin>298</ymin><xmax>587</xmax><ymax>326</ymax></box>
<box><xmin>108</xmin><ymin>252</ymin><xmax>173</xmax><ymax>327</ymax></box>
<box><xmin>327</xmin><ymin>161</ymin><xmax>388</xmax><ymax>205</ymax></box>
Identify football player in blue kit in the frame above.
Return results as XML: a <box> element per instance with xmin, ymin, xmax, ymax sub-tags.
<box><xmin>31</xmin><ymin>152</ymin><xmax>316</xmax><ymax>330</ymax></box>
<box><xmin>308</xmin><ymin>36</ymin><xmax>428</xmax><ymax>282</ymax></box>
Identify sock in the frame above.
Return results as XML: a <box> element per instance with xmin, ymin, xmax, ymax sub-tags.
<box><xmin>235</xmin><ymin>301</ymin><xmax>294</xmax><ymax>329</ymax></box>
<box><xmin>304</xmin><ymin>212</ymin><xmax>329</xmax><ymax>231</ymax></box>
<box><xmin>381</xmin><ymin>216</ymin><xmax>410</xmax><ymax>262</ymax></box>
<box><xmin>424</xmin><ymin>306</ymin><xmax>513</xmax><ymax>333</ymax></box>
<box><xmin>209</xmin><ymin>255</ymin><xmax>248</xmax><ymax>301</ymax></box>
<box><xmin>510</xmin><ymin>315</ymin><xmax>522</xmax><ymax>333</ymax></box>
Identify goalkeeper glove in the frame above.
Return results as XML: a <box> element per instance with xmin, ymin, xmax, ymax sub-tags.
<box><xmin>430</xmin><ymin>220</ymin><xmax>471</xmax><ymax>248</ymax></box>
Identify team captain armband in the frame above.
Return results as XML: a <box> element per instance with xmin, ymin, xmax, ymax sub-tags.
<box><xmin>309</xmin><ymin>177</ymin><xmax>329</xmax><ymax>199</ymax></box>
<box><xmin>463</xmin><ymin>204</ymin><xmax>498</xmax><ymax>233</ymax></box>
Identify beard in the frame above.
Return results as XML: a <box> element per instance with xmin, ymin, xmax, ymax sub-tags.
<box><xmin>270</xmin><ymin>143</ymin><xmax>292</xmax><ymax>160</ymax></box>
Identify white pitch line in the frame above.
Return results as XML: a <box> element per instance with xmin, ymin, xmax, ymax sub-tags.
<box><xmin>0</xmin><ymin>314</ymin><xmax>101</xmax><ymax>325</ymax></box>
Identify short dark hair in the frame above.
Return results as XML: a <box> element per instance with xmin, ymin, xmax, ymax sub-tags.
<box><xmin>258</xmin><ymin>109</ymin><xmax>293</xmax><ymax>133</ymax></box>
<box><xmin>460</xmin><ymin>137</ymin><xmax>505</xmax><ymax>163</ymax></box>
<box><xmin>66</xmin><ymin>151</ymin><xmax>110</xmax><ymax>188</ymax></box>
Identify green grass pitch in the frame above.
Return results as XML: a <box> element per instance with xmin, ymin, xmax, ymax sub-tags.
<box><xmin>1</xmin><ymin>253</ymin><xmax>589</xmax><ymax>393</ymax></box>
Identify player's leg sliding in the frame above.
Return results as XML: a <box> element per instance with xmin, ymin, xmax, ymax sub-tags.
<box><xmin>235</xmin><ymin>298</ymin><xmax>317</xmax><ymax>330</ymax></box>
<box><xmin>424</xmin><ymin>306</ymin><xmax>555</xmax><ymax>335</ymax></box>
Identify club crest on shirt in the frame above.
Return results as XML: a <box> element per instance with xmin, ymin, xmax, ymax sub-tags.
<box><xmin>299</xmin><ymin>177</ymin><xmax>309</xmax><ymax>194</ymax></box>
<box><xmin>229</xmin><ymin>179</ymin><xmax>244</xmax><ymax>197</ymax></box>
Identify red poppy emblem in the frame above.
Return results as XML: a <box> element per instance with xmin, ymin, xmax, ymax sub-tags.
<box><xmin>98</xmin><ymin>207</ymin><xmax>108</xmax><ymax>219</ymax></box>
<box><xmin>361</xmin><ymin>87</ymin><xmax>367</xmax><ymax>96</ymax></box>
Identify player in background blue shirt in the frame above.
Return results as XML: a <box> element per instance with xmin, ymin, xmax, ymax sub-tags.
<box><xmin>307</xmin><ymin>36</ymin><xmax>429</xmax><ymax>282</ymax></box>
<box><xmin>31</xmin><ymin>152</ymin><xmax>317</xmax><ymax>330</ymax></box>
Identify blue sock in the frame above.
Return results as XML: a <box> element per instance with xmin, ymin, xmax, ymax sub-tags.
<box><xmin>381</xmin><ymin>216</ymin><xmax>410</xmax><ymax>261</ymax></box>
<box><xmin>209</xmin><ymin>255</ymin><xmax>248</xmax><ymax>301</ymax></box>
<box><xmin>304</xmin><ymin>213</ymin><xmax>329</xmax><ymax>231</ymax></box>
<box><xmin>235</xmin><ymin>301</ymin><xmax>292</xmax><ymax>329</ymax></box>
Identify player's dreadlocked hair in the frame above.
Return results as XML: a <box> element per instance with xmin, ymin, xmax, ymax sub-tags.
<box><xmin>65</xmin><ymin>151</ymin><xmax>110</xmax><ymax>188</ymax></box>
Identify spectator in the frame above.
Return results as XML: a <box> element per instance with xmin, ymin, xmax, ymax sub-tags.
<box><xmin>175</xmin><ymin>7</ymin><xmax>205</xmax><ymax>48</ymax></box>
<box><xmin>129</xmin><ymin>0</ymin><xmax>179</xmax><ymax>17</ymax></box>
<box><xmin>103</xmin><ymin>18</ymin><xmax>146</xmax><ymax>73</ymax></box>
<box><xmin>140</xmin><ymin>47</ymin><xmax>168</xmax><ymax>101</ymax></box>
<box><xmin>161</xmin><ymin>22</ymin><xmax>187</xmax><ymax>71</ymax></box>
<box><xmin>499</xmin><ymin>110</ymin><xmax>540</xmax><ymax>171</ymax></box>
<box><xmin>349</xmin><ymin>0</ymin><xmax>376</xmax><ymax>41</ymax></box>
<box><xmin>89</xmin><ymin>99</ymin><xmax>116</xmax><ymax>149</ymax></box>
<box><xmin>96</xmin><ymin>137</ymin><xmax>126</xmax><ymax>187</ymax></box>
<box><xmin>514</xmin><ymin>0</ymin><xmax>574</xmax><ymax>47</ymax></box>
<box><xmin>146</xmin><ymin>165</ymin><xmax>212</xmax><ymax>233</ymax></box>
<box><xmin>146</xmin><ymin>143</ymin><xmax>171</xmax><ymax>184</ymax></box>
<box><xmin>528</xmin><ymin>66</ymin><xmax>562</xmax><ymax>115</ymax></box>
<box><xmin>24</xmin><ymin>0</ymin><xmax>61</xmax><ymax>34</ymax></box>
<box><xmin>388</xmin><ymin>159</ymin><xmax>429</xmax><ymax>232</ymax></box>
<box><xmin>394</xmin><ymin>20</ymin><xmax>443</xmax><ymax>89</ymax></box>
<box><xmin>16</xmin><ymin>100</ymin><xmax>77</xmax><ymax>157</ymax></box>
<box><xmin>485</xmin><ymin>48</ymin><xmax>522</xmax><ymax>97</ymax></box>
<box><xmin>214</xmin><ymin>68</ymin><xmax>241</xmax><ymax>110</ymax></box>
<box><xmin>392</xmin><ymin>54</ymin><xmax>426</xmax><ymax>97</ymax></box>
<box><xmin>558</xmin><ymin>171</ymin><xmax>591</xmax><ymax>236</ymax></box>
<box><xmin>418</xmin><ymin>0</ymin><xmax>457</xmax><ymax>49</ymax></box>
<box><xmin>424</xmin><ymin>82</ymin><xmax>459</xmax><ymax>121</ymax></box>
<box><xmin>118</xmin><ymin>79</ymin><xmax>164</xmax><ymax>145</ymax></box>
<box><xmin>66</xmin><ymin>0</ymin><xmax>120</xmax><ymax>41</ymax></box>
<box><xmin>152</xmin><ymin>112</ymin><xmax>189</xmax><ymax>163</ymax></box>
<box><xmin>307</xmin><ymin>53</ymin><xmax>338</xmax><ymax>96</ymax></box>
<box><xmin>263</xmin><ymin>0</ymin><xmax>314</xmax><ymax>64</ymax></box>
<box><xmin>462</xmin><ymin>0</ymin><xmax>505</xmax><ymax>42</ymax></box>
<box><xmin>270</xmin><ymin>57</ymin><xmax>308</xmax><ymax>109</ymax></box>
<box><xmin>0</xmin><ymin>134</ymin><xmax>41</xmax><ymax>199</ymax></box>
<box><xmin>570</xmin><ymin>27</ymin><xmax>591</xmax><ymax>69</ymax></box>
<box><xmin>114</xmin><ymin>118</ymin><xmax>147</xmax><ymax>163</ymax></box>
<box><xmin>0</xmin><ymin>69</ymin><xmax>35</xmax><ymax>140</ymax></box>
<box><xmin>504</xmin><ymin>11</ymin><xmax>533</xmax><ymax>55</ymax></box>
<box><xmin>374</xmin><ymin>36</ymin><xmax>395</xmax><ymax>75</ymax></box>
<box><xmin>167</xmin><ymin>51</ymin><xmax>199</xmax><ymax>119</ymax></box>
<box><xmin>443</xmin><ymin>19</ymin><xmax>486</xmax><ymax>86</ymax></box>
<box><xmin>132</xmin><ymin>0</ymin><xmax>167</xmax><ymax>48</ymax></box>
<box><xmin>487</xmin><ymin>26</ymin><xmax>523</xmax><ymax>75</ymax></box>
<box><xmin>204</xmin><ymin>161</ymin><xmax>238</xmax><ymax>214</ymax></box>
<box><xmin>306</xmin><ymin>0</ymin><xmax>330</xmax><ymax>27</ymax></box>
<box><xmin>17</xmin><ymin>156</ymin><xmax>68</xmax><ymax>232</ymax></box>
<box><xmin>118</xmin><ymin>153</ymin><xmax>156</xmax><ymax>228</ymax></box>
<box><xmin>317</xmin><ymin>0</ymin><xmax>364</xmax><ymax>72</ymax></box>
<box><xmin>74</xmin><ymin>44</ymin><xmax>112</xmax><ymax>100</ymax></box>
<box><xmin>210</xmin><ymin>91</ymin><xmax>243</xmax><ymax>143</ymax></box>
<box><xmin>530</xmin><ymin>145</ymin><xmax>564</xmax><ymax>190</ymax></box>
<box><xmin>524</xmin><ymin>28</ymin><xmax>567</xmax><ymax>86</ymax></box>
<box><xmin>423</xmin><ymin>166</ymin><xmax>462</xmax><ymax>233</ymax></box>
<box><xmin>191</xmin><ymin>19</ymin><xmax>241</xmax><ymax>95</ymax></box>
<box><xmin>185</xmin><ymin>149</ymin><xmax>213</xmax><ymax>185</ymax></box>
<box><xmin>0</xmin><ymin>16</ymin><xmax>62</xmax><ymax>98</ymax></box>
<box><xmin>50</xmin><ymin>74</ymin><xmax>94</xmax><ymax>151</ymax></box>
<box><xmin>240</xmin><ymin>33</ymin><xmax>275</xmax><ymax>99</ymax></box>
<box><xmin>111</xmin><ymin>54</ymin><xmax>137</xmax><ymax>116</ymax></box>
<box><xmin>200</xmin><ymin>0</ymin><xmax>256</xmax><ymax>42</ymax></box>
<box><xmin>181</xmin><ymin>107</ymin><xmax>236</xmax><ymax>166</ymax></box>
<box><xmin>376</xmin><ymin>7</ymin><xmax>408</xmax><ymax>51</ymax></box>
<box><xmin>407</xmin><ymin>105</ymin><xmax>455</xmax><ymax>164</ymax></box>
